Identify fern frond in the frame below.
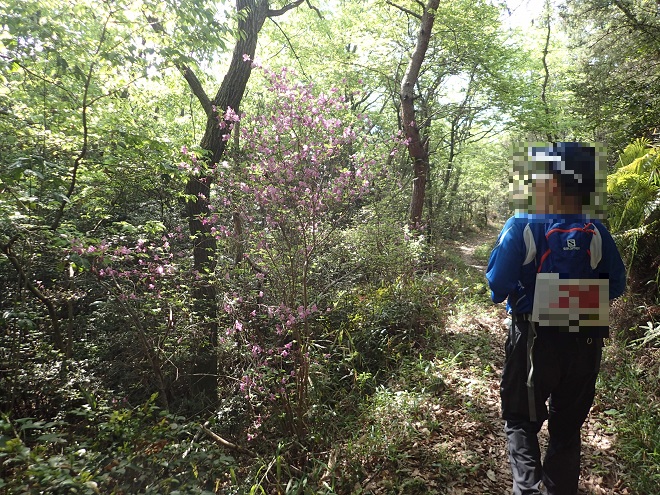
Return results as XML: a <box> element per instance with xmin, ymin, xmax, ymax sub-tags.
<box><xmin>607</xmin><ymin>169</ymin><xmax>642</xmax><ymax>195</ymax></box>
<box><xmin>616</xmin><ymin>137</ymin><xmax>652</xmax><ymax>168</ymax></box>
<box><xmin>647</xmin><ymin>151</ymin><xmax>660</xmax><ymax>187</ymax></box>
<box><xmin>609</xmin><ymin>139</ymin><xmax>660</xmax><ymax>231</ymax></box>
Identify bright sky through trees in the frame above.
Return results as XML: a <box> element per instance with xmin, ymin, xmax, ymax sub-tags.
<box><xmin>501</xmin><ymin>0</ymin><xmax>547</xmax><ymax>28</ymax></box>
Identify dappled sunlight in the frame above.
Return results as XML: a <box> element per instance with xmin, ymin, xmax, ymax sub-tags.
<box><xmin>579</xmin><ymin>418</ymin><xmax>629</xmax><ymax>495</ymax></box>
<box><xmin>399</xmin><ymin>230</ymin><xmax>638</xmax><ymax>494</ymax></box>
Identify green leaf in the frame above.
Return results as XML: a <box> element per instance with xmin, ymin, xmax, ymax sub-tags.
<box><xmin>69</xmin><ymin>253</ymin><xmax>90</xmax><ymax>270</ymax></box>
<box><xmin>52</xmin><ymin>192</ymin><xmax>71</xmax><ymax>203</ymax></box>
<box><xmin>37</xmin><ymin>433</ymin><xmax>67</xmax><ymax>444</ymax></box>
<box><xmin>23</xmin><ymin>169</ymin><xmax>44</xmax><ymax>180</ymax></box>
<box><xmin>73</xmin><ymin>65</ymin><xmax>86</xmax><ymax>80</ymax></box>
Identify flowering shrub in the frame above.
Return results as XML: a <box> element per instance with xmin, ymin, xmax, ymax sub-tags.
<box><xmin>70</xmin><ymin>224</ymin><xmax>187</xmax><ymax>300</ymax></box>
<box><xmin>66</xmin><ymin>220</ymin><xmax>203</xmax><ymax>408</ymax></box>
<box><xmin>205</xmin><ymin>59</ymin><xmax>376</xmax><ymax>440</ymax></box>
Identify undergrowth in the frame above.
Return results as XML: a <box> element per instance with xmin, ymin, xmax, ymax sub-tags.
<box><xmin>0</xmin><ymin>393</ymin><xmax>237</xmax><ymax>494</ymax></box>
<box><xmin>599</xmin><ymin>298</ymin><xmax>660</xmax><ymax>494</ymax></box>
<box><xmin>3</xmin><ymin>226</ymin><xmax>658</xmax><ymax>494</ymax></box>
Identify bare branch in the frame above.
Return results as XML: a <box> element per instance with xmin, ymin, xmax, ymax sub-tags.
<box><xmin>268</xmin><ymin>17</ymin><xmax>309</xmax><ymax>80</ymax></box>
<box><xmin>305</xmin><ymin>0</ymin><xmax>323</xmax><ymax>19</ymax></box>
<box><xmin>201</xmin><ymin>425</ymin><xmax>257</xmax><ymax>457</ymax></box>
<box><xmin>267</xmin><ymin>0</ymin><xmax>304</xmax><ymax>17</ymax></box>
<box><xmin>541</xmin><ymin>3</ymin><xmax>553</xmax><ymax>142</ymax></box>
<box><xmin>386</xmin><ymin>0</ymin><xmax>422</xmax><ymax>20</ymax></box>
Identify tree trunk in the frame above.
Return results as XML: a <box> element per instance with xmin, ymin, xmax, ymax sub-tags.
<box><xmin>435</xmin><ymin>69</ymin><xmax>477</xmax><ymax>217</ymax></box>
<box><xmin>180</xmin><ymin>0</ymin><xmax>269</xmax><ymax>408</ymax></box>
<box><xmin>541</xmin><ymin>1</ymin><xmax>554</xmax><ymax>142</ymax></box>
<box><xmin>400</xmin><ymin>0</ymin><xmax>440</xmax><ymax>231</ymax></box>
<box><xmin>189</xmin><ymin>0</ymin><xmax>268</xmax><ymax>272</ymax></box>
<box><xmin>180</xmin><ymin>0</ymin><xmax>304</xmax><ymax>408</ymax></box>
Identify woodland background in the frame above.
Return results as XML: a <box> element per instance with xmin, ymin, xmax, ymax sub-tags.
<box><xmin>0</xmin><ymin>0</ymin><xmax>659</xmax><ymax>493</ymax></box>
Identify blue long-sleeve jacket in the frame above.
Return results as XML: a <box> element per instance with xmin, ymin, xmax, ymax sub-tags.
<box><xmin>486</xmin><ymin>214</ymin><xmax>626</xmax><ymax>314</ymax></box>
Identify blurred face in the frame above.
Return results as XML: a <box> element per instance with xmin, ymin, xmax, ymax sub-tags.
<box><xmin>531</xmin><ymin>174</ymin><xmax>582</xmax><ymax>214</ymax></box>
<box><xmin>510</xmin><ymin>142</ymin><xmax>601</xmax><ymax>218</ymax></box>
<box><xmin>530</xmin><ymin>173</ymin><xmax>557</xmax><ymax>214</ymax></box>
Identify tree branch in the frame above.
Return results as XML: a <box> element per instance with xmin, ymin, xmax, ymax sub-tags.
<box><xmin>267</xmin><ymin>0</ymin><xmax>304</xmax><ymax>17</ymax></box>
<box><xmin>541</xmin><ymin>1</ymin><xmax>553</xmax><ymax>142</ymax></box>
<box><xmin>305</xmin><ymin>0</ymin><xmax>323</xmax><ymax>19</ymax></box>
<box><xmin>268</xmin><ymin>17</ymin><xmax>309</xmax><ymax>80</ymax></box>
<box><xmin>201</xmin><ymin>424</ymin><xmax>257</xmax><ymax>457</ymax></box>
<box><xmin>146</xmin><ymin>14</ymin><xmax>213</xmax><ymax>116</ymax></box>
<box><xmin>386</xmin><ymin>0</ymin><xmax>422</xmax><ymax>20</ymax></box>
<box><xmin>87</xmin><ymin>70</ymin><xmax>160</xmax><ymax>106</ymax></box>
<box><xmin>102</xmin><ymin>275</ymin><xmax>170</xmax><ymax>408</ymax></box>
<box><xmin>181</xmin><ymin>64</ymin><xmax>213</xmax><ymax>117</ymax></box>
<box><xmin>612</xmin><ymin>0</ymin><xmax>660</xmax><ymax>44</ymax></box>
<box><xmin>2</xmin><ymin>56</ymin><xmax>76</xmax><ymax>101</ymax></box>
<box><xmin>51</xmin><ymin>9</ymin><xmax>115</xmax><ymax>230</ymax></box>
<box><xmin>0</xmin><ymin>238</ymin><xmax>63</xmax><ymax>351</ymax></box>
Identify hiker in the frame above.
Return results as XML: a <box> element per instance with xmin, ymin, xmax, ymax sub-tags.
<box><xmin>486</xmin><ymin>142</ymin><xmax>626</xmax><ymax>495</ymax></box>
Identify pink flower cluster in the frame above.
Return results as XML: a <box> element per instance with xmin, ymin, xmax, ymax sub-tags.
<box><xmin>228</xmin><ymin>63</ymin><xmax>374</xmax><ymax>235</ymax></box>
<box><xmin>70</xmin><ymin>230</ymin><xmax>187</xmax><ymax>301</ymax></box>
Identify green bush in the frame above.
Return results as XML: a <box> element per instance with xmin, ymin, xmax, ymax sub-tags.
<box><xmin>598</xmin><ymin>343</ymin><xmax>660</xmax><ymax>493</ymax></box>
<box><xmin>0</xmin><ymin>394</ymin><xmax>237</xmax><ymax>494</ymax></box>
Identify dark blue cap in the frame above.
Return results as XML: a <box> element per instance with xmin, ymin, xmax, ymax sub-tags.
<box><xmin>528</xmin><ymin>142</ymin><xmax>596</xmax><ymax>196</ymax></box>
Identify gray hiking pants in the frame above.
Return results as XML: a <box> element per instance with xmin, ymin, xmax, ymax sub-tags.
<box><xmin>501</xmin><ymin>318</ymin><xmax>603</xmax><ymax>495</ymax></box>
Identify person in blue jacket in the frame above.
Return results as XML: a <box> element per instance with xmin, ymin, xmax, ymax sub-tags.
<box><xmin>486</xmin><ymin>142</ymin><xmax>626</xmax><ymax>495</ymax></box>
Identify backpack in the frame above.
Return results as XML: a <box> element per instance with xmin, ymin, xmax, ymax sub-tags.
<box><xmin>537</xmin><ymin>222</ymin><xmax>601</xmax><ymax>277</ymax></box>
<box><xmin>523</xmin><ymin>221</ymin><xmax>608</xmax><ymax>333</ymax></box>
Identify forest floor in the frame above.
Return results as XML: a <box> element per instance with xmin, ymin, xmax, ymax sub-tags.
<box><xmin>353</xmin><ymin>223</ymin><xmax>633</xmax><ymax>495</ymax></box>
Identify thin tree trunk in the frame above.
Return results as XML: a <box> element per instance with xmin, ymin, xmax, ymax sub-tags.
<box><xmin>1</xmin><ymin>238</ymin><xmax>63</xmax><ymax>351</ymax></box>
<box><xmin>400</xmin><ymin>0</ymin><xmax>440</xmax><ymax>231</ymax></box>
<box><xmin>51</xmin><ymin>13</ymin><xmax>112</xmax><ymax>231</ymax></box>
<box><xmin>541</xmin><ymin>1</ymin><xmax>554</xmax><ymax>142</ymax></box>
<box><xmin>435</xmin><ymin>115</ymin><xmax>458</xmax><ymax>215</ymax></box>
<box><xmin>436</xmin><ymin>68</ymin><xmax>476</xmax><ymax>215</ymax></box>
